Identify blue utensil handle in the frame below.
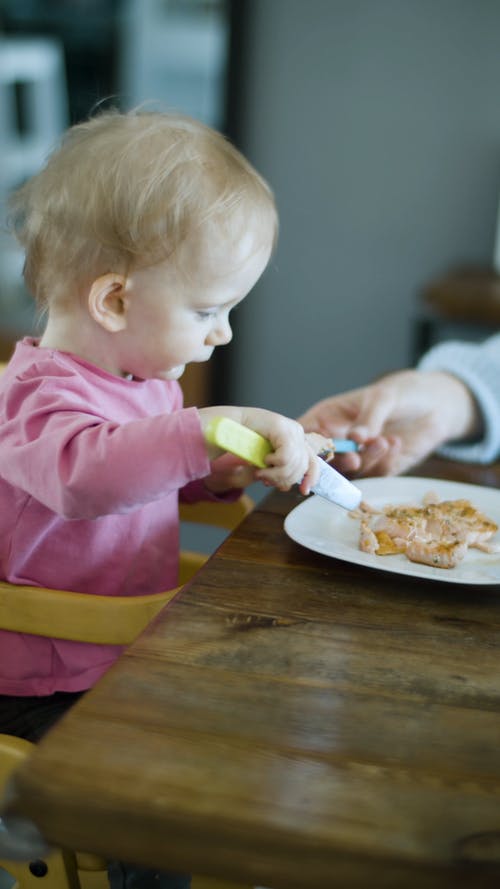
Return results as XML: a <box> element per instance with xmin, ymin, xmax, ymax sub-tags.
<box><xmin>332</xmin><ymin>439</ymin><xmax>360</xmax><ymax>453</ymax></box>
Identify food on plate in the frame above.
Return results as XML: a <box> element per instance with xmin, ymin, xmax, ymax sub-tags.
<box><xmin>351</xmin><ymin>491</ymin><xmax>500</xmax><ymax>569</ymax></box>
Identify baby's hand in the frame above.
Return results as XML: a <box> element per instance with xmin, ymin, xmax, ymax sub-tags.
<box><xmin>239</xmin><ymin>411</ymin><xmax>334</xmax><ymax>494</ymax></box>
<box><xmin>199</xmin><ymin>406</ymin><xmax>322</xmax><ymax>494</ymax></box>
<box><xmin>204</xmin><ymin>453</ymin><xmax>256</xmax><ymax>494</ymax></box>
<box><xmin>305</xmin><ymin>432</ymin><xmax>336</xmax><ymax>462</ymax></box>
<box><xmin>238</xmin><ymin>409</ymin><xmax>323</xmax><ymax>494</ymax></box>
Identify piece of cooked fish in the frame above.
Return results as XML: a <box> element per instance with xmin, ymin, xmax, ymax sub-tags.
<box><xmin>356</xmin><ymin>496</ymin><xmax>499</xmax><ymax>569</ymax></box>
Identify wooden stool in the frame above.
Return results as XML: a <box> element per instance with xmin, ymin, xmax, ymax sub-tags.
<box><xmin>413</xmin><ymin>265</ymin><xmax>500</xmax><ymax>360</ymax></box>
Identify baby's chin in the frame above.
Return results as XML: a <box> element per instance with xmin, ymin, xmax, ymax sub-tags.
<box><xmin>160</xmin><ymin>365</ymin><xmax>186</xmax><ymax>381</ymax></box>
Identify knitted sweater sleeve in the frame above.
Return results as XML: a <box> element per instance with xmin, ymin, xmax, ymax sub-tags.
<box><xmin>418</xmin><ymin>333</ymin><xmax>500</xmax><ymax>463</ymax></box>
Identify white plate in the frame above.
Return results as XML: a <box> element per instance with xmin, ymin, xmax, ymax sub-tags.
<box><xmin>284</xmin><ymin>476</ymin><xmax>500</xmax><ymax>585</ymax></box>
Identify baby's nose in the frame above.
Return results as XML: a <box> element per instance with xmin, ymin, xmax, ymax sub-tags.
<box><xmin>208</xmin><ymin>319</ymin><xmax>232</xmax><ymax>346</ymax></box>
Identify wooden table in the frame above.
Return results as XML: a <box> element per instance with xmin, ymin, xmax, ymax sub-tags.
<box><xmin>6</xmin><ymin>457</ymin><xmax>500</xmax><ymax>888</ymax></box>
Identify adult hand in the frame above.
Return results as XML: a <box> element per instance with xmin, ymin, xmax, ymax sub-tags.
<box><xmin>298</xmin><ymin>370</ymin><xmax>480</xmax><ymax>477</ymax></box>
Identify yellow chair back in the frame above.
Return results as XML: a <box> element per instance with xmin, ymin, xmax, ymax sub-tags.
<box><xmin>0</xmin><ymin>495</ymin><xmax>252</xmax><ymax>645</ymax></box>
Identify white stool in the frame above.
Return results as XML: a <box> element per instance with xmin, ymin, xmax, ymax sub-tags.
<box><xmin>0</xmin><ymin>37</ymin><xmax>68</xmax><ymax>320</ymax></box>
<box><xmin>118</xmin><ymin>0</ymin><xmax>229</xmax><ymax>126</ymax></box>
<box><xmin>0</xmin><ymin>36</ymin><xmax>68</xmax><ymax>190</ymax></box>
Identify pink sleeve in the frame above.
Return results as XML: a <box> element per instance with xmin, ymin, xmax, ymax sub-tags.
<box><xmin>1</xmin><ymin>385</ymin><xmax>211</xmax><ymax>519</ymax></box>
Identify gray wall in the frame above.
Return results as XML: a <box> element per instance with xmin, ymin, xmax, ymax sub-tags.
<box><xmin>224</xmin><ymin>0</ymin><xmax>500</xmax><ymax>416</ymax></box>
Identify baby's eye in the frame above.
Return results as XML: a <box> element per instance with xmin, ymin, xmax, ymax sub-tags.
<box><xmin>196</xmin><ymin>309</ymin><xmax>216</xmax><ymax>320</ymax></box>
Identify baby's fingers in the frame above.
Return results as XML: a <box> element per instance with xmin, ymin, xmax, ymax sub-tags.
<box><xmin>257</xmin><ymin>461</ymin><xmax>304</xmax><ymax>491</ymax></box>
<box><xmin>305</xmin><ymin>432</ymin><xmax>335</xmax><ymax>460</ymax></box>
<box><xmin>298</xmin><ymin>451</ymin><xmax>321</xmax><ymax>496</ymax></box>
<box><xmin>256</xmin><ymin>444</ymin><xmax>310</xmax><ymax>491</ymax></box>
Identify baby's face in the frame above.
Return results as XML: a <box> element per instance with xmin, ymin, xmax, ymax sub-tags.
<box><xmin>116</xmin><ymin>221</ymin><xmax>272</xmax><ymax>381</ymax></box>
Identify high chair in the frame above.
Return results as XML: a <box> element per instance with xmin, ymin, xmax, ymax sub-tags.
<box><xmin>0</xmin><ymin>494</ymin><xmax>254</xmax><ymax>889</ymax></box>
<box><xmin>0</xmin><ymin>364</ymin><xmax>254</xmax><ymax>889</ymax></box>
<box><xmin>0</xmin><ymin>495</ymin><xmax>253</xmax><ymax>889</ymax></box>
<box><xmin>0</xmin><ymin>492</ymin><xmax>254</xmax><ymax>889</ymax></box>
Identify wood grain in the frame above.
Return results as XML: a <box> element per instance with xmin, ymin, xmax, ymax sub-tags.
<box><xmin>6</xmin><ymin>458</ymin><xmax>500</xmax><ymax>888</ymax></box>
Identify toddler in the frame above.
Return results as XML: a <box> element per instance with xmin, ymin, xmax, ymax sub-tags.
<box><xmin>0</xmin><ymin>109</ymin><xmax>325</xmax><ymax>889</ymax></box>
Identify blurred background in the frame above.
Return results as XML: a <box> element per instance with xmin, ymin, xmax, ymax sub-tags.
<box><xmin>2</xmin><ymin>0</ymin><xmax>500</xmax><ymax>417</ymax></box>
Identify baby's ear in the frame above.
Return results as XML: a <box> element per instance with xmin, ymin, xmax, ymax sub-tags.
<box><xmin>88</xmin><ymin>273</ymin><xmax>128</xmax><ymax>332</ymax></box>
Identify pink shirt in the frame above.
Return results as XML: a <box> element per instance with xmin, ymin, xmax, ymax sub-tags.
<box><xmin>0</xmin><ymin>339</ymin><xmax>221</xmax><ymax>695</ymax></box>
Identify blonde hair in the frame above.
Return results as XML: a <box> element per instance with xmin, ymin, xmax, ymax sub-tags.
<box><xmin>9</xmin><ymin>108</ymin><xmax>278</xmax><ymax>307</ymax></box>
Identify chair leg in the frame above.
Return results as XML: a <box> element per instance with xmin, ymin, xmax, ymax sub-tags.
<box><xmin>0</xmin><ymin>848</ymin><xmax>81</xmax><ymax>889</ymax></box>
<box><xmin>0</xmin><ymin>734</ymin><xmax>81</xmax><ymax>889</ymax></box>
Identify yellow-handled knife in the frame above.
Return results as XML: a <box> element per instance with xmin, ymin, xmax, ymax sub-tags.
<box><xmin>205</xmin><ymin>417</ymin><xmax>361</xmax><ymax>510</ymax></box>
